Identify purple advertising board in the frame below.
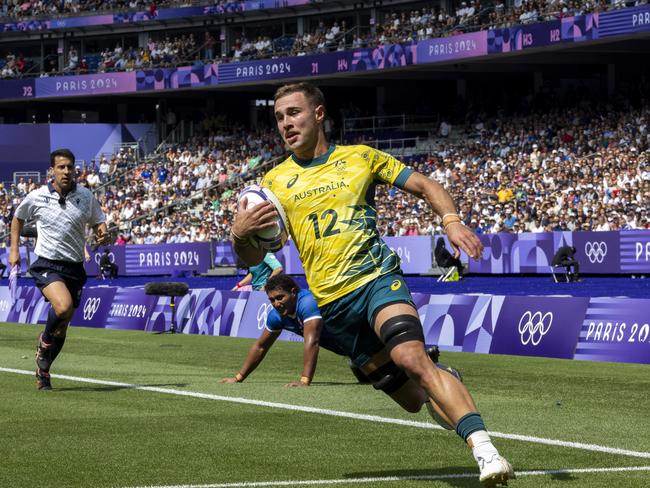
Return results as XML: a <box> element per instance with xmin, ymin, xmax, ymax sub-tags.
<box><xmin>417</xmin><ymin>32</ymin><xmax>487</xmax><ymax>62</ymax></box>
<box><xmin>104</xmin><ymin>287</ymin><xmax>157</xmax><ymax>330</ymax></box>
<box><xmin>0</xmin><ymin>78</ymin><xmax>35</xmax><ymax>100</ymax></box>
<box><xmin>488</xmin><ymin>21</ymin><xmax>561</xmax><ymax>53</ymax></box>
<box><xmin>600</xmin><ymin>4</ymin><xmax>650</xmax><ymax>37</ymax></box>
<box><xmin>126</xmin><ymin>243</ymin><xmax>211</xmax><ymax>275</ymax></box>
<box><xmin>84</xmin><ymin>243</ymin><xmax>211</xmax><ymax>276</ymax></box>
<box><xmin>236</xmin><ymin>291</ymin><xmax>272</xmax><ymax>339</ymax></box>
<box><xmin>5</xmin><ymin>285</ymin><xmax>50</xmax><ymax>325</ymax></box>
<box><xmin>619</xmin><ymin>230</ymin><xmax>650</xmax><ymax>273</ymax></box>
<box><xmin>488</xmin><ymin>296</ymin><xmax>589</xmax><ymax>359</ymax></box>
<box><xmin>136</xmin><ymin>64</ymin><xmax>218</xmax><ymax>91</ymax></box>
<box><xmin>572</xmin><ymin>231</ymin><xmax>620</xmax><ymax>274</ymax></box>
<box><xmin>35</xmin><ymin>72</ymin><xmax>136</xmax><ymax>98</ymax></box>
<box><xmin>3</xmin><ymin>284</ymin><xmax>649</xmax><ymax>365</ymax></box>
<box><xmin>384</xmin><ymin>236</ymin><xmax>432</xmax><ymax>274</ymax></box>
<box><xmin>214</xmin><ymin>241</ymin><xmax>237</xmax><ymax>266</ymax></box>
<box><xmin>416</xmin><ymin>293</ymin><xmax>481</xmax><ymax>352</ymax></box>
<box><xmin>574</xmin><ymin>297</ymin><xmax>650</xmax><ymax>364</ymax></box>
<box><xmin>70</xmin><ymin>287</ymin><xmax>118</xmax><ymax>329</ymax></box>
<box><xmin>468</xmin><ymin>230</ymin><xmax>650</xmax><ymax>275</ymax></box>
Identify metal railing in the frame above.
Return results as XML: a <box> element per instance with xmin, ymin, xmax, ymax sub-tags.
<box><xmin>343</xmin><ymin>114</ymin><xmax>407</xmax><ymax>135</ymax></box>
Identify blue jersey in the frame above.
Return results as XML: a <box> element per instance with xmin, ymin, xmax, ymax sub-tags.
<box><xmin>265</xmin><ymin>289</ymin><xmax>346</xmax><ymax>356</ymax></box>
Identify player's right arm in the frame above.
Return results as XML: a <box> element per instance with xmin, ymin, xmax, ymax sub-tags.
<box><xmin>231</xmin><ymin>196</ymin><xmax>277</xmax><ymax>267</ymax></box>
<box><xmin>218</xmin><ymin>328</ymin><xmax>280</xmax><ymax>383</ymax></box>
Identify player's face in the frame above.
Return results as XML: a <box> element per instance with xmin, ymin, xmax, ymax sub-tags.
<box><xmin>267</xmin><ymin>287</ymin><xmax>297</xmax><ymax>316</ymax></box>
<box><xmin>274</xmin><ymin>91</ymin><xmax>324</xmax><ymax>155</ymax></box>
<box><xmin>51</xmin><ymin>156</ymin><xmax>76</xmax><ymax>191</ymax></box>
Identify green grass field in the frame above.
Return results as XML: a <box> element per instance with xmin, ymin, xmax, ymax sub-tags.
<box><xmin>1</xmin><ymin>322</ymin><xmax>649</xmax><ymax>488</ymax></box>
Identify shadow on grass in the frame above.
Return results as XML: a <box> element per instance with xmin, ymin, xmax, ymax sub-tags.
<box><xmin>54</xmin><ymin>383</ymin><xmax>189</xmax><ymax>392</ymax></box>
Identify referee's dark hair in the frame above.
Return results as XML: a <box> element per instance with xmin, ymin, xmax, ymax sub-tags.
<box><xmin>50</xmin><ymin>148</ymin><xmax>76</xmax><ymax>167</ymax></box>
<box><xmin>264</xmin><ymin>274</ymin><xmax>300</xmax><ymax>294</ymax></box>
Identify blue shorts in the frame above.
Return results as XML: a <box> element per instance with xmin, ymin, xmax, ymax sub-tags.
<box><xmin>30</xmin><ymin>257</ymin><xmax>87</xmax><ymax>308</ymax></box>
<box><xmin>319</xmin><ymin>273</ymin><xmax>414</xmax><ymax>367</ymax></box>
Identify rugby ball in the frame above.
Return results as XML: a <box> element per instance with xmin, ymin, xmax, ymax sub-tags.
<box><xmin>237</xmin><ymin>185</ymin><xmax>289</xmax><ymax>251</ymax></box>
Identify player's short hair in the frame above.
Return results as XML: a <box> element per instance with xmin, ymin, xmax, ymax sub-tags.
<box><xmin>274</xmin><ymin>82</ymin><xmax>325</xmax><ymax>110</ymax></box>
<box><xmin>264</xmin><ymin>274</ymin><xmax>300</xmax><ymax>294</ymax></box>
<box><xmin>50</xmin><ymin>148</ymin><xmax>76</xmax><ymax>167</ymax></box>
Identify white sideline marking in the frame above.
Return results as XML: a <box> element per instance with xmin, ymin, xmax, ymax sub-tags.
<box><xmin>3</xmin><ymin>367</ymin><xmax>650</xmax><ymax>461</ymax></box>
<box><xmin>123</xmin><ymin>466</ymin><xmax>650</xmax><ymax>488</ymax></box>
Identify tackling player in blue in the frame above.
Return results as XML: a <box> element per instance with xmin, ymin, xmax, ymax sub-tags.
<box><xmin>220</xmin><ymin>274</ymin><xmax>350</xmax><ymax>387</ymax></box>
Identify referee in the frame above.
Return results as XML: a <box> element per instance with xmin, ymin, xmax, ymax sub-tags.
<box><xmin>9</xmin><ymin>148</ymin><xmax>110</xmax><ymax>390</ymax></box>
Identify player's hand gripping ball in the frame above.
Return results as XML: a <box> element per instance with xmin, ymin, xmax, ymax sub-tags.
<box><xmin>238</xmin><ymin>185</ymin><xmax>289</xmax><ymax>252</ymax></box>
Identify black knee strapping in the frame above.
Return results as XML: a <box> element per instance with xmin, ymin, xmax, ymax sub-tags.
<box><xmin>367</xmin><ymin>361</ymin><xmax>410</xmax><ymax>394</ymax></box>
<box><xmin>379</xmin><ymin>314</ymin><xmax>424</xmax><ymax>352</ymax></box>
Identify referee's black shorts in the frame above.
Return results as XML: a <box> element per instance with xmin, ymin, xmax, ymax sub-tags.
<box><xmin>30</xmin><ymin>257</ymin><xmax>87</xmax><ymax>308</ymax></box>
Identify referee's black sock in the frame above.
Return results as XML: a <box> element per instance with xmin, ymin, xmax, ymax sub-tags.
<box><xmin>50</xmin><ymin>335</ymin><xmax>66</xmax><ymax>363</ymax></box>
<box><xmin>43</xmin><ymin>308</ymin><xmax>66</xmax><ymax>343</ymax></box>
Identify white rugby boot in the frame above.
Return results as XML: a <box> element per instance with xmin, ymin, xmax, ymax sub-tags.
<box><xmin>478</xmin><ymin>454</ymin><xmax>515</xmax><ymax>487</ymax></box>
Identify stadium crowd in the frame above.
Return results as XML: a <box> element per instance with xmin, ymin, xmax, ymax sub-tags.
<box><xmin>0</xmin><ymin>0</ymin><xmax>253</xmax><ymax>20</ymax></box>
<box><xmin>376</xmin><ymin>103</ymin><xmax>650</xmax><ymax>236</ymax></box>
<box><xmin>1</xmin><ymin>0</ymin><xmax>634</xmax><ymax>78</ymax></box>
<box><xmin>2</xmin><ymin>100</ymin><xmax>649</xmax><ymax>245</ymax></box>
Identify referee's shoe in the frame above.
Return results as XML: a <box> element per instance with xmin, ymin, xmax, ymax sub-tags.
<box><xmin>35</xmin><ymin>333</ymin><xmax>54</xmax><ymax>390</ymax></box>
<box><xmin>36</xmin><ymin>369</ymin><xmax>52</xmax><ymax>390</ymax></box>
<box><xmin>36</xmin><ymin>333</ymin><xmax>54</xmax><ymax>372</ymax></box>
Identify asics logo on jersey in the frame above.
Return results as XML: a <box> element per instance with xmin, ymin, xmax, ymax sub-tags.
<box><xmin>83</xmin><ymin>297</ymin><xmax>102</xmax><ymax>320</ymax></box>
<box><xmin>287</xmin><ymin>174</ymin><xmax>299</xmax><ymax>188</ymax></box>
<box><xmin>584</xmin><ymin>241</ymin><xmax>607</xmax><ymax>263</ymax></box>
<box><xmin>390</xmin><ymin>279</ymin><xmax>402</xmax><ymax>291</ymax></box>
<box><xmin>518</xmin><ymin>311</ymin><xmax>553</xmax><ymax>346</ymax></box>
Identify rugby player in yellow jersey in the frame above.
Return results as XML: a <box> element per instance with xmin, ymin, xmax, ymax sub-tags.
<box><xmin>230</xmin><ymin>82</ymin><xmax>514</xmax><ymax>487</ymax></box>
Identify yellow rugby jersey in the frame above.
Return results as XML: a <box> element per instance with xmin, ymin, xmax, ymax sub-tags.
<box><xmin>261</xmin><ymin>144</ymin><xmax>414</xmax><ymax>306</ymax></box>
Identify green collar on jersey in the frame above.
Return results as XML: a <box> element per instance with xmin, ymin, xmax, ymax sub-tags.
<box><xmin>291</xmin><ymin>143</ymin><xmax>336</xmax><ymax>168</ymax></box>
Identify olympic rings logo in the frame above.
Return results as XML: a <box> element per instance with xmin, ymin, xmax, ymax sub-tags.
<box><xmin>83</xmin><ymin>297</ymin><xmax>102</xmax><ymax>320</ymax></box>
<box><xmin>584</xmin><ymin>241</ymin><xmax>608</xmax><ymax>264</ymax></box>
<box><xmin>256</xmin><ymin>303</ymin><xmax>274</xmax><ymax>330</ymax></box>
<box><xmin>518</xmin><ymin>311</ymin><xmax>553</xmax><ymax>346</ymax></box>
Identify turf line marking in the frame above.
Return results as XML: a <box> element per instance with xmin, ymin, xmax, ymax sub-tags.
<box><xmin>3</xmin><ymin>366</ymin><xmax>650</xmax><ymax>461</ymax></box>
<box><xmin>124</xmin><ymin>466</ymin><xmax>650</xmax><ymax>488</ymax></box>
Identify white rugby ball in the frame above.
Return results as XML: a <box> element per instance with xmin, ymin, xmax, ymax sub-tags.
<box><xmin>237</xmin><ymin>185</ymin><xmax>289</xmax><ymax>251</ymax></box>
